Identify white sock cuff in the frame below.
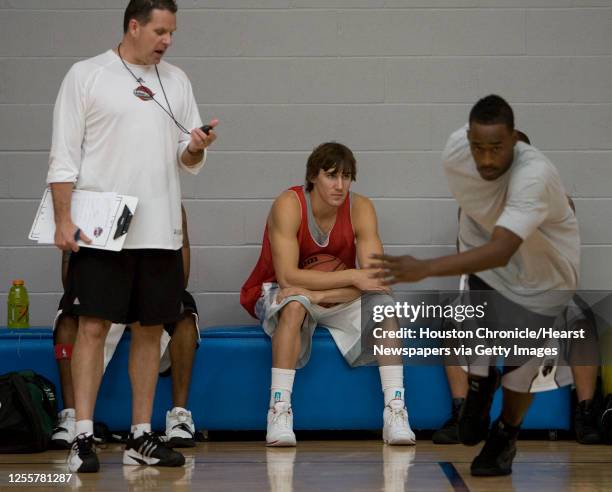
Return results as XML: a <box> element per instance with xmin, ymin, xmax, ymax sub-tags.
<box><xmin>75</xmin><ymin>419</ymin><xmax>94</xmax><ymax>436</ymax></box>
<box><xmin>379</xmin><ymin>365</ymin><xmax>404</xmax><ymax>391</ymax></box>
<box><xmin>271</xmin><ymin>367</ymin><xmax>296</xmax><ymax>392</ymax></box>
<box><xmin>131</xmin><ymin>423</ymin><xmax>152</xmax><ymax>438</ymax></box>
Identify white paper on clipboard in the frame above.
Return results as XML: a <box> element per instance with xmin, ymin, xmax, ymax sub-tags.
<box><xmin>29</xmin><ymin>188</ymin><xmax>138</xmax><ymax>251</ymax></box>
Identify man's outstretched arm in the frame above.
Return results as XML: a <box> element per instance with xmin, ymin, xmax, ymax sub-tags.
<box><xmin>372</xmin><ymin>226</ymin><xmax>522</xmax><ymax>285</ymax></box>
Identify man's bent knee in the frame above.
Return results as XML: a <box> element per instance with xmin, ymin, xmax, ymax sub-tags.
<box><xmin>279</xmin><ymin>301</ymin><xmax>307</xmax><ymax>324</ymax></box>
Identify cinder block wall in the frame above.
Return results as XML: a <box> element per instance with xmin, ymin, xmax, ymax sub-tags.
<box><xmin>1</xmin><ymin>1</ymin><xmax>611</xmax><ymax>325</ymax></box>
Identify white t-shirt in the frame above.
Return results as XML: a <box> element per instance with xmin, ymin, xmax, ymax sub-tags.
<box><xmin>443</xmin><ymin>125</ymin><xmax>580</xmax><ymax>315</ymax></box>
<box><xmin>47</xmin><ymin>50</ymin><xmax>205</xmax><ymax>249</ymax></box>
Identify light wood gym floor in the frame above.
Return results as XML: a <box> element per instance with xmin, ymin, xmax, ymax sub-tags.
<box><xmin>1</xmin><ymin>440</ymin><xmax>611</xmax><ymax>491</ymax></box>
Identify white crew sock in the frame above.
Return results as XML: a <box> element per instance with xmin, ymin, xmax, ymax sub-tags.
<box><xmin>131</xmin><ymin>423</ymin><xmax>151</xmax><ymax>438</ymax></box>
<box><xmin>270</xmin><ymin>368</ymin><xmax>296</xmax><ymax>407</ymax></box>
<box><xmin>75</xmin><ymin>419</ymin><xmax>94</xmax><ymax>437</ymax></box>
<box><xmin>379</xmin><ymin>365</ymin><xmax>405</xmax><ymax>405</ymax></box>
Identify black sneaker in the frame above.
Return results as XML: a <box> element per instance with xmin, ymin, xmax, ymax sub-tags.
<box><xmin>601</xmin><ymin>394</ymin><xmax>612</xmax><ymax>444</ymax></box>
<box><xmin>471</xmin><ymin>419</ymin><xmax>518</xmax><ymax>477</ymax></box>
<box><xmin>67</xmin><ymin>433</ymin><xmax>100</xmax><ymax>473</ymax></box>
<box><xmin>458</xmin><ymin>368</ymin><xmax>501</xmax><ymax>446</ymax></box>
<box><xmin>432</xmin><ymin>398</ymin><xmax>464</xmax><ymax>444</ymax></box>
<box><xmin>123</xmin><ymin>432</ymin><xmax>185</xmax><ymax>467</ymax></box>
<box><xmin>575</xmin><ymin>399</ymin><xmax>601</xmax><ymax>444</ymax></box>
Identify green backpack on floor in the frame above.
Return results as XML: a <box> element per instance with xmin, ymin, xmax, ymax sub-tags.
<box><xmin>0</xmin><ymin>370</ymin><xmax>57</xmax><ymax>453</ymax></box>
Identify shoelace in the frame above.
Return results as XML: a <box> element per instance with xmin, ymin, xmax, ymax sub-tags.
<box><xmin>271</xmin><ymin>406</ymin><xmax>292</xmax><ymax>428</ymax></box>
<box><xmin>388</xmin><ymin>406</ymin><xmax>409</xmax><ymax>429</ymax></box>
<box><xmin>67</xmin><ymin>434</ymin><xmax>95</xmax><ymax>464</ymax></box>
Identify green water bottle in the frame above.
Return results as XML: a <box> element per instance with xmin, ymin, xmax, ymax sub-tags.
<box><xmin>7</xmin><ymin>279</ymin><xmax>29</xmax><ymax>328</ymax></box>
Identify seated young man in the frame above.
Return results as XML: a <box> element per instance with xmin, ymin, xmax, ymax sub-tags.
<box><xmin>241</xmin><ymin>142</ymin><xmax>415</xmax><ymax>447</ymax></box>
<box><xmin>433</xmin><ymin>131</ymin><xmax>602</xmax><ymax>446</ymax></box>
<box><xmin>52</xmin><ymin>205</ymin><xmax>200</xmax><ymax>448</ymax></box>
<box><xmin>373</xmin><ymin>95</ymin><xmax>580</xmax><ymax>476</ymax></box>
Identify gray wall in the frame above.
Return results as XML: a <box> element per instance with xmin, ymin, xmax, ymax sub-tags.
<box><xmin>1</xmin><ymin>0</ymin><xmax>611</xmax><ymax>326</ymax></box>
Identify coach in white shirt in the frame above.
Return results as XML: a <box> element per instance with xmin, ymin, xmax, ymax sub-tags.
<box><xmin>46</xmin><ymin>0</ymin><xmax>217</xmax><ymax>473</ymax></box>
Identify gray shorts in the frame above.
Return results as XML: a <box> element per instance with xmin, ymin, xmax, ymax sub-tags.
<box><xmin>256</xmin><ymin>283</ymin><xmax>373</xmax><ymax>369</ymax></box>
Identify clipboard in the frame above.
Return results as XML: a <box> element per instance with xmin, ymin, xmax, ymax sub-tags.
<box><xmin>29</xmin><ymin>188</ymin><xmax>138</xmax><ymax>251</ymax></box>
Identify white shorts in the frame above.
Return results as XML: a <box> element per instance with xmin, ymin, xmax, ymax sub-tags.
<box><xmin>256</xmin><ymin>283</ymin><xmax>376</xmax><ymax>369</ymax></box>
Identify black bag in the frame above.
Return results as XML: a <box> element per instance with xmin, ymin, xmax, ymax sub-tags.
<box><xmin>0</xmin><ymin>370</ymin><xmax>57</xmax><ymax>453</ymax></box>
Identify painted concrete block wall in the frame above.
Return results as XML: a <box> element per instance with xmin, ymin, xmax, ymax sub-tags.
<box><xmin>0</xmin><ymin>1</ymin><xmax>611</xmax><ymax>325</ymax></box>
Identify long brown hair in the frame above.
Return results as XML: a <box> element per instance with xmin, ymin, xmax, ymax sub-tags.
<box><xmin>305</xmin><ymin>142</ymin><xmax>357</xmax><ymax>192</ymax></box>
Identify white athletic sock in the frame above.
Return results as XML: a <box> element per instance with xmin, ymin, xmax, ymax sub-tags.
<box><xmin>379</xmin><ymin>365</ymin><xmax>405</xmax><ymax>405</ymax></box>
<box><xmin>75</xmin><ymin>419</ymin><xmax>94</xmax><ymax>437</ymax></box>
<box><xmin>270</xmin><ymin>368</ymin><xmax>296</xmax><ymax>407</ymax></box>
<box><xmin>131</xmin><ymin>423</ymin><xmax>151</xmax><ymax>438</ymax></box>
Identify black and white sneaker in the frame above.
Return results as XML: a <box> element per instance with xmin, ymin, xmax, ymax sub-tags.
<box><xmin>67</xmin><ymin>433</ymin><xmax>100</xmax><ymax>473</ymax></box>
<box><xmin>165</xmin><ymin>407</ymin><xmax>196</xmax><ymax>448</ymax></box>
<box><xmin>123</xmin><ymin>432</ymin><xmax>185</xmax><ymax>467</ymax></box>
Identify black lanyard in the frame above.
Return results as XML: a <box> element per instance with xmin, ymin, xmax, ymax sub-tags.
<box><xmin>117</xmin><ymin>43</ymin><xmax>191</xmax><ymax>135</ymax></box>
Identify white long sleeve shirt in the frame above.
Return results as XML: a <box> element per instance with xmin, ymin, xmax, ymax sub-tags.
<box><xmin>47</xmin><ymin>50</ymin><xmax>204</xmax><ymax>249</ymax></box>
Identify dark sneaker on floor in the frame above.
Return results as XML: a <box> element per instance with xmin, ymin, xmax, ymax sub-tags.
<box><xmin>458</xmin><ymin>369</ymin><xmax>501</xmax><ymax>446</ymax></box>
<box><xmin>601</xmin><ymin>394</ymin><xmax>612</xmax><ymax>444</ymax></box>
<box><xmin>67</xmin><ymin>433</ymin><xmax>100</xmax><ymax>473</ymax></box>
<box><xmin>471</xmin><ymin>419</ymin><xmax>518</xmax><ymax>477</ymax></box>
<box><xmin>123</xmin><ymin>432</ymin><xmax>185</xmax><ymax>467</ymax></box>
<box><xmin>432</xmin><ymin>398</ymin><xmax>464</xmax><ymax>444</ymax></box>
<box><xmin>575</xmin><ymin>399</ymin><xmax>601</xmax><ymax>444</ymax></box>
